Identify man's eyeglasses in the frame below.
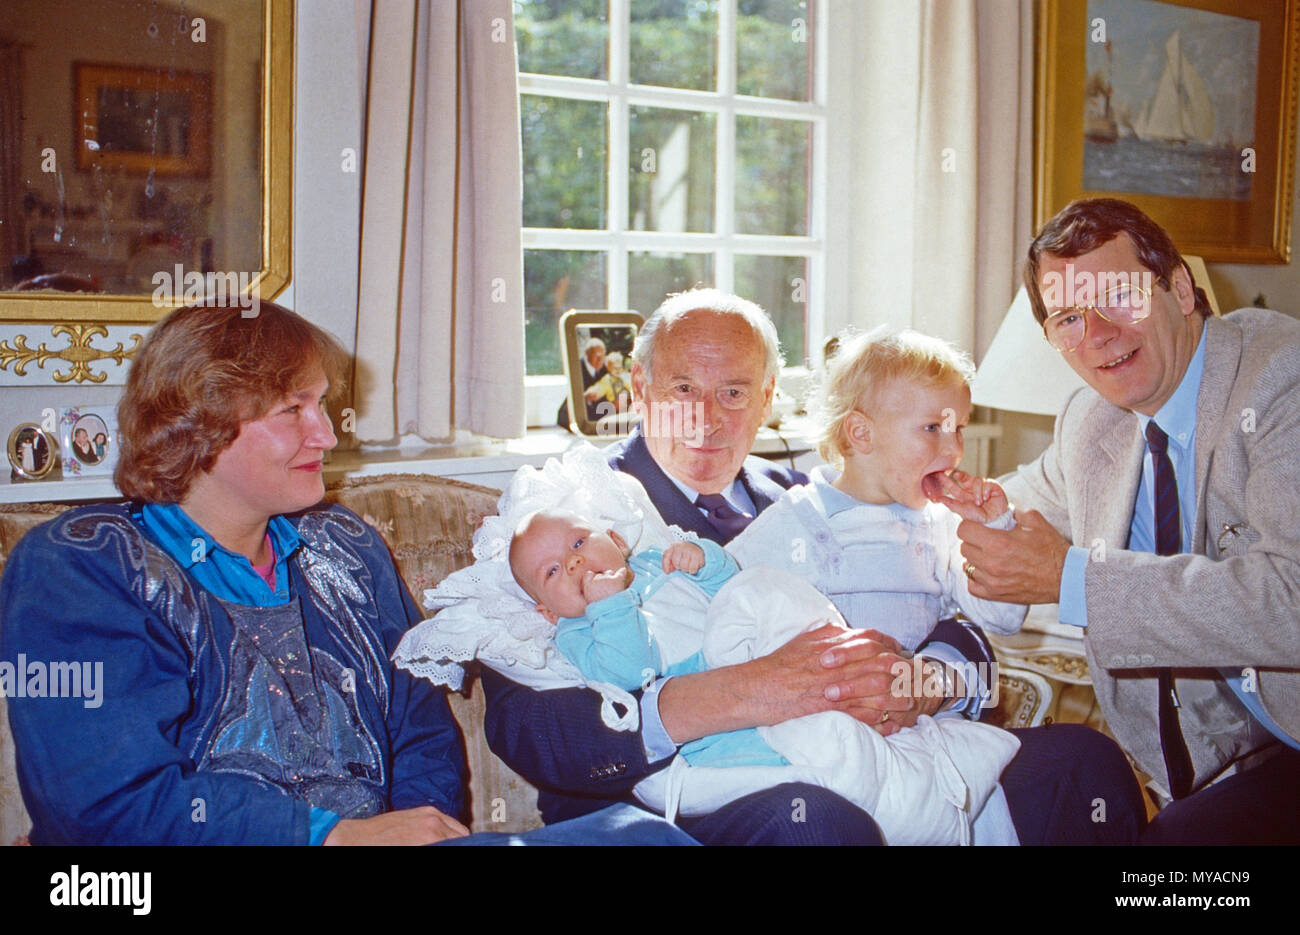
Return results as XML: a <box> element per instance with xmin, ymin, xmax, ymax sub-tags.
<box><xmin>1042</xmin><ymin>283</ymin><xmax>1153</xmax><ymax>352</ymax></box>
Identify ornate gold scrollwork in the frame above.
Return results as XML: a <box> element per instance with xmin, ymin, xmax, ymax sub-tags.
<box><xmin>0</xmin><ymin>324</ymin><xmax>143</xmax><ymax>383</ymax></box>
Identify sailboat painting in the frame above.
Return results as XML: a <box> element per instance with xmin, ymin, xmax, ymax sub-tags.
<box><xmin>1082</xmin><ymin>0</ymin><xmax>1259</xmax><ymax>201</ymax></box>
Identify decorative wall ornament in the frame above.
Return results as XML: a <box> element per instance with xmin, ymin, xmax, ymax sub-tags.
<box><xmin>0</xmin><ymin>324</ymin><xmax>142</xmax><ymax>385</ymax></box>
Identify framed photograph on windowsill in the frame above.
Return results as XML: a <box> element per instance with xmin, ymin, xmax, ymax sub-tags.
<box><xmin>560</xmin><ymin>310</ymin><xmax>644</xmax><ymax>438</ymax></box>
<box><xmin>1036</xmin><ymin>0</ymin><xmax>1300</xmax><ymax>262</ymax></box>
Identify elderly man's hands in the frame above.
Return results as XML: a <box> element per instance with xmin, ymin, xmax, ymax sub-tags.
<box><xmin>324</xmin><ymin>805</ymin><xmax>470</xmax><ymax>846</ymax></box>
<box><xmin>800</xmin><ymin>625</ymin><xmax>947</xmax><ymax>734</ymax></box>
<box><xmin>957</xmin><ymin>507</ymin><xmax>1071</xmax><ymax>605</ymax></box>
<box><xmin>659</xmin><ymin>624</ymin><xmax>923</xmax><ymax>743</ymax></box>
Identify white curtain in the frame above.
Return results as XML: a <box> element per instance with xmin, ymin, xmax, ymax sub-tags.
<box><xmin>354</xmin><ymin>0</ymin><xmax>525</xmax><ymax>442</ymax></box>
<box><xmin>824</xmin><ymin>0</ymin><xmax>1034</xmax><ymax>361</ymax></box>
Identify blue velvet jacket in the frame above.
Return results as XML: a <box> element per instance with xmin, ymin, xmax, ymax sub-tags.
<box><xmin>0</xmin><ymin>503</ymin><xmax>466</xmax><ymax>844</ymax></box>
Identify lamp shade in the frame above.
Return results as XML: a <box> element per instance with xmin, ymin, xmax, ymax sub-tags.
<box><xmin>971</xmin><ymin>287</ymin><xmax>1087</xmax><ymax>416</ymax></box>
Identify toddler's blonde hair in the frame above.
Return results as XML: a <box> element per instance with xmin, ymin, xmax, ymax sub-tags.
<box><xmin>816</xmin><ymin>327</ymin><xmax>975</xmax><ymax>467</ymax></box>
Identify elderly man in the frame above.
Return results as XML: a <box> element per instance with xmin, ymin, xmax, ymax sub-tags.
<box><xmin>485</xmin><ymin>288</ymin><xmax>1142</xmax><ymax>844</ymax></box>
<box><xmin>959</xmin><ymin>198</ymin><xmax>1300</xmax><ymax>844</ymax></box>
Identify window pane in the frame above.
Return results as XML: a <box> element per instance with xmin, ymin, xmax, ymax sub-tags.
<box><xmin>525</xmin><ymin>250</ymin><xmax>608</xmax><ymax>375</ymax></box>
<box><xmin>522</xmin><ymin>95</ymin><xmax>608</xmax><ymax>229</ymax></box>
<box><xmin>734</xmin><ymin>254</ymin><xmax>807</xmax><ymax>366</ymax></box>
<box><xmin>630</xmin><ymin>0</ymin><xmax>717</xmax><ymax>91</ymax></box>
<box><xmin>737</xmin><ymin>0</ymin><xmax>812</xmax><ymax>100</ymax></box>
<box><xmin>514</xmin><ymin>0</ymin><xmax>608</xmax><ymax>79</ymax></box>
<box><xmin>735</xmin><ymin>116</ymin><xmax>809</xmax><ymax>235</ymax></box>
<box><xmin>629</xmin><ymin>107</ymin><xmax>716</xmax><ymax>233</ymax></box>
<box><xmin>629</xmin><ymin>251</ymin><xmax>714</xmax><ymax>315</ymax></box>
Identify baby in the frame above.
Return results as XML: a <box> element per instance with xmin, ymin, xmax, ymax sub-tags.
<box><xmin>730</xmin><ymin>328</ymin><xmax>1028</xmax><ymax>716</ymax></box>
<box><xmin>508</xmin><ymin>508</ymin><xmax>740</xmax><ymax>686</ymax></box>
<box><xmin>507</xmin><ymin>505</ymin><xmax>1020</xmax><ymax>844</ymax></box>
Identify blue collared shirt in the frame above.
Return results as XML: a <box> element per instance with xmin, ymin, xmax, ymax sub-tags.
<box><xmin>1059</xmin><ymin>326</ymin><xmax>1207</xmax><ymax>627</ymax></box>
<box><xmin>135</xmin><ymin>503</ymin><xmax>300</xmax><ymax>607</ymax></box>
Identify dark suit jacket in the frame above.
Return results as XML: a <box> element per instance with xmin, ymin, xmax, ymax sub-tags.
<box><xmin>481</xmin><ymin>427</ymin><xmax>993</xmax><ymax>823</ymax></box>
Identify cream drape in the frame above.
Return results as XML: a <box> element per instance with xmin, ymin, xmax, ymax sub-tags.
<box><xmin>824</xmin><ymin>0</ymin><xmax>1034</xmax><ymax>361</ymax></box>
<box><xmin>354</xmin><ymin>0</ymin><xmax>524</xmax><ymax>443</ymax></box>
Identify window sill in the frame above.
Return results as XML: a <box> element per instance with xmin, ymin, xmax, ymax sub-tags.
<box><xmin>0</xmin><ymin>419</ymin><xmax>1001</xmax><ymax>505</ymax></box>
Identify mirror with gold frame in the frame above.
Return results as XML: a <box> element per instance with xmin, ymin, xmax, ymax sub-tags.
<box><xmin>0</xmin><ymin>0</ymin><xmax>291</xmax><ymax>327</ymax></box>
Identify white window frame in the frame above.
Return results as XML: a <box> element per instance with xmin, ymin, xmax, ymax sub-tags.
<box><xmin>521</xmin><ymin>0</ymin><xmax>832</xmax><ymax>425</ymax></box>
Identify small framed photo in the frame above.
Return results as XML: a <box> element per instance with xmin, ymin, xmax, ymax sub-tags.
<box><xmin>7</xmin><ymin>423</ymin><xmax>59</xmax><ymax>481</ymax></box>
<box><xmin>560</xmin><ymin>310</ymin><xmax>644</xmax><ymax>438</ymax></box>
<box><xmin>59</xmin><ymin>406</ymin><xmax>119</xmax><ymax>478</ymax></box>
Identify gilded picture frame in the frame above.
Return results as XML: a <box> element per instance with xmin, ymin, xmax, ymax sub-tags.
<box><xmin>560</xmin><ymin>310</ymin><xmax>644</xmax><ymax>439</ymax></box>
<box><xmin>0</xmin><ymin>0</ymin><xmax>292</xmax><ymax>326</ymax></box>
<box><xmin>1036</xmin><ymin>0</ymin><xmax>1300</xmax><ymax>263</ymax></box>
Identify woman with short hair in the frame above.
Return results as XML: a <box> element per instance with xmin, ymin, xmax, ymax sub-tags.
<box><xmin>1</xmin><ymin>301</ymin><xmax>469</xmax><ymax>844</ymax></box>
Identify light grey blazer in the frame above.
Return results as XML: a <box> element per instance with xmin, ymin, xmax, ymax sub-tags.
<box><xmin>1002</xmin><ymin>308</ymin><xmax>1300</xmax><ymax>798</ymax></box>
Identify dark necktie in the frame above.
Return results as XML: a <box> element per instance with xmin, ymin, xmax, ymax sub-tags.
<box><xmin>1145</xmin><ymin>420</ymin><xmax>1194</xmax><ymax>800</ymax></box>
<box><xmin>694</xmin><ymin>492</ymin><xmax>753</xmax><ymax>541</ymax></box>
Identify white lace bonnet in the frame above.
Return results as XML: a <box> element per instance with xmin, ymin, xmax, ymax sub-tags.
<box><xmin>392</xmin><ymin>443</ymin><xmax>681</xmax><ymax>729</ymax></box>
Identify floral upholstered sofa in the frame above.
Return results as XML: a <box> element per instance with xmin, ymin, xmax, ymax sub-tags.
<box><xmin>0</xmin><ymin>472</ymin><xmax>1067</xmax><ymax>845</ymax></box>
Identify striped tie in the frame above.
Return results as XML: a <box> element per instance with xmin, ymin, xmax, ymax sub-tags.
<box><xmin>1145</xmin><ymin>420</ymin><xmax>1194</xmax><ymax>799</ymax></box>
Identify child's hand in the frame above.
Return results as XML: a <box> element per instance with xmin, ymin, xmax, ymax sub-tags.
<box><xmin>582</xmin><ymin>567</ymin><xmax>631</xmax><ymax>604</ymax></box>
<box><xmin>662</xmin><ymin>542</ymin><xmax>706</xmax><ymax>575</ymax></box>
<box><xmin>923</xmin><ymin>469</ymin><xmax>1009</xmax><ymax>524</ymax></box>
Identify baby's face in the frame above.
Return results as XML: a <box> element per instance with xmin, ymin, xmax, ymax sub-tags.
<box><xmin>607</xmin><ymin>356</ymin><xmax>624</xmax><ymax>375</ymax></box>
<box><xmin>861</xmin><ymin>378</ymin><xmax>971</xmax><ymax>510</ymax></box>
<box><xmin>510</xmin><ymin>510</ymin><xmax>630</xmax><ymax>623</ymax></box>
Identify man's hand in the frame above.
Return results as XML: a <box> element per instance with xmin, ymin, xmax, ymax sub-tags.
<box><xmin>581</xmin><ymin>567</ymin><xmax>632</xmax><ymax>604</ymax></box>
<box><xmin>925</xmin><ymin>469</ymin><xmax>1010</xmax><ymax>524</ymax></box>
<box><xmin>958</xmin><ymin>507</ymin><xmax>1070</xmax><ymax>604</ymax></box>
<box><xmin>662</xmin><ymin>542</ymin><xmax>706</xmax><ymax>575</ymax></box>
<box><xmin>323</xmin><ymin>806</ymin><xmax>470</xmax><ymax>846</ymax></box>
<box><xmin>659</xmin><ymin>623</ymin><xmax>942</xmax><ymax>744</ymax></box>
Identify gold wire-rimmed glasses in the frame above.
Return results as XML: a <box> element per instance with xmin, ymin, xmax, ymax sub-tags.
<box><xmin>1042</xmin><ymin>283</ymin><xmax>1154</xmax><ymax>352</ymax></box>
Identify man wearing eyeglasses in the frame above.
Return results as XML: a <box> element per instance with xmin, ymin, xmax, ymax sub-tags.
<box><xmin>959</xmin><ymin>197</ymin><xmax>1300</xmax><ymax>844</ymax></box>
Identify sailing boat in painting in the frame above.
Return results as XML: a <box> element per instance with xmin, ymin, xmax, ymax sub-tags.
<box><xmin>1082</xmin><ymin>16</ymin><xmax>1254</xmax><ymax>202</ymax></box>
<box><xmin>1133</xmin><ymin>31</ymin><xmax>1215</xmax><ymax>145</ymax></box>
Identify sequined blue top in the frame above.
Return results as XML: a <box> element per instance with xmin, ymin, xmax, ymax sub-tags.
<box><xmin>0</xmin><ymin>503</ymin><xmax>467</xmax><ymax>844</ymax></box>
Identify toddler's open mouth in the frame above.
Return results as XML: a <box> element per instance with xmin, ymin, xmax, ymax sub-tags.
<box><xmin>921</xmin><ymin>470</ymin><xmax>950</xmax><ymax>501</ymax></box>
